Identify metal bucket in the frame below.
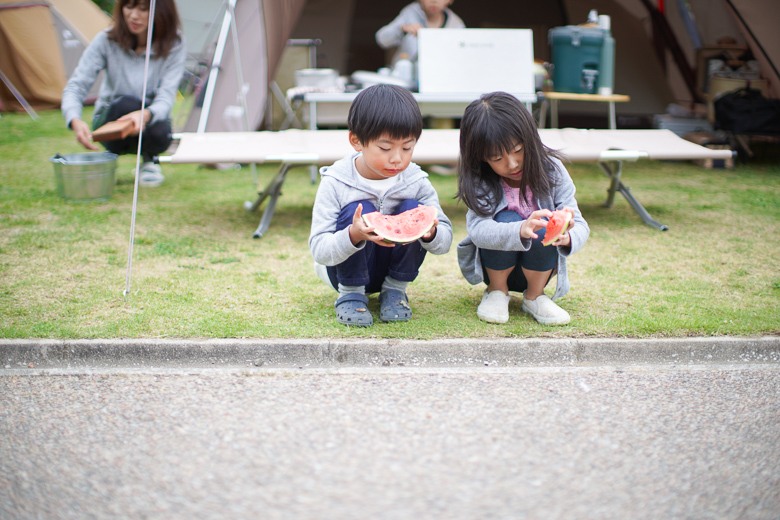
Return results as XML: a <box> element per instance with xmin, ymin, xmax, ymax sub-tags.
<box><xmin>50</xmin><ymin>152</ymin><xmax>118</xmax><ymax>202</ymax></box>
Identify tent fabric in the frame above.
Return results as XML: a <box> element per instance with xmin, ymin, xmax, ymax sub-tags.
<box><xmin>0</xmin><ymin>0</ymin><xmax>110</xmax><ymax>112</ymax></box>
<box><xmin>0</xmin><ymin>4</ymin><xmax>66</xmax><ymax>110</ymax></box>
<box><xmin>181</xmin><ymin>0</ymin><xmax>307</xmax><ymax>133</ymax></box>
<box><xmin>46</xmin><ymin>0</ymin><xmax>111</xmax><ymax>42</ymax></box>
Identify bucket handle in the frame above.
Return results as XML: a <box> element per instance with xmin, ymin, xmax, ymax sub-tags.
<box><xmin>51</xmin><ymin>153</ymin><xmax>67</xmax><ymax>164</ymax></box>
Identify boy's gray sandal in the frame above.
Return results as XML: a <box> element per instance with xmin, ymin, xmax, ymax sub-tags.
<box><xmin>335</xmin><ymin>293</ymin><xmax>373</xmax><ymax>327</ymax></box>
<box><xmin>379</xmin><ymin>289</ymin><xmax>412</xmax><ymax>322</ymax></box>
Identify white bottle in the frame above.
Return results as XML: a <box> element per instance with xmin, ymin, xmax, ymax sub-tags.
<box><xmin>392</xmin><ymin>53</ymin><xmax>414</xmax><ymax>86</ymax></box>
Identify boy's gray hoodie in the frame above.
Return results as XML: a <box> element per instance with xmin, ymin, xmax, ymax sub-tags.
<box><xmin>309</xmin><ymin>152</ymin><xmax>452</xmax><ymax>267</ymax></box>
<box><xmin>61</xmin><ymin>29</ymin><xmax>186</xmax><ymax>128</ymax></box>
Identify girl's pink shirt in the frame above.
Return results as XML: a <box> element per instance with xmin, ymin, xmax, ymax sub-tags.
<box><xmin>501</xmin><ymin>179</ymin><xmax>538</xmax><ymax>219</ymax></box>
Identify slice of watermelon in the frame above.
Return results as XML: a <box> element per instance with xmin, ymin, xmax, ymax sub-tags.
<box><xmin>541</xmin><ymin>209</ymin><xmax>572</xmax><ymax>246</ymax></box>
<box><xmin>362</xmin><ymin>205</ymin><xmax>437</xmax><ymax>244</ymax></box>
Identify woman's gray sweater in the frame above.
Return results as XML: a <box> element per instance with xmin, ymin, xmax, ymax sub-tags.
<box><xmin>62</xmin><ymin>29</ymin><xmax>186</xmax><ymax>127</ymax></box>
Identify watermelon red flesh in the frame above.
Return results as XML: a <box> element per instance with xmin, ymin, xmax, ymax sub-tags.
<box><xmin>541</xmin><ymin>210</ymin><xmax>572</xmax><ymax>246</ymax></box>
<box><xmin>362</xmin><ymin>205</ymin><xmax>437</xmax><ymax>244</ymax></box>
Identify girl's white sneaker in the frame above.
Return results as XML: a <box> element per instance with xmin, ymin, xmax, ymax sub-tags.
<box><xmin>477</xmin><ymin>289</ymin><xmax>510</xmax><ymax>324</ymax></box>
<box><xmin>521</xmin><ymin>292</ymin><xmax>570</xmax><ymax>325</ymax></box>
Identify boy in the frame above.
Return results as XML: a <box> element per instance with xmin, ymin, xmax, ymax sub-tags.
<box><xmin>309</xmin><ymin>84</ymin><xmax>453</xmax><ymax>327</ymax></box>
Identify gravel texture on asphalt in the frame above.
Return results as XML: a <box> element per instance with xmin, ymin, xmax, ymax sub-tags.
<box><xmin>2</xmin><ymin>366</ymin><xmax>779</xmax><ymax>519</ymax></box>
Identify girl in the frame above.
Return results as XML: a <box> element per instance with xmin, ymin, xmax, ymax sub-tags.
<box><xmin>62</xmin><ymin>0</ymin><xmax>186</xmax><ymax>188</ymax></box>
<box><xmin>456</xmin><ymin>92</ymin><xmax>589</xmax><ymax>325</ymax></box>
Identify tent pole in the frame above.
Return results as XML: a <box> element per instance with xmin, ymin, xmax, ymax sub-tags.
<box><xmin>227</xmin><ymin>0</ymin><xmax>258</xmax><ymax>183</ymax></box>
<box><xmin>228</xmin><ymin>0</ymin><xmax>251</xmax><ymax>133</ymax></box>
<box><xmin>0</xmin><ymin>68</ymin><xmax>38</xmax><ymax>120</ymax></box>
<box><xmin>197</xmin><ymin>0</ymin><xmax>236</xmax><ymax>133</ymax></box>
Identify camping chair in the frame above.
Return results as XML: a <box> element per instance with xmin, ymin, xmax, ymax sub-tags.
<box><xmin>157</xmin><ymin>128</ymin><xmax>734</xmax><ymax>238</ymax></box>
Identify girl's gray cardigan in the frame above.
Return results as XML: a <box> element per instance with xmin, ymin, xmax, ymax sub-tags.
<box><xmin>309</xmin><ymin>153</ymin><xmax>452</xmax><ymax>268</ymax></box>
<box><xmin>457</xmin><ymin>157</ymin><xmax>589</xmax><ymax>300</ymax></box>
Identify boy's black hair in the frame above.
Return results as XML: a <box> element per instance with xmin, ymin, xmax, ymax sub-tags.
<box><xmin>456</xmin><ymin>91</ymin><xmax>563</xmax><ymax>217</ymax></box>
<box><xmin>348</xmin><ymin>84</ymin><xmax>423</xmax><ymax>143</ymax></box>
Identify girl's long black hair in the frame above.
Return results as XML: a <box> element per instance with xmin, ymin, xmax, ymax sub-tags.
<box><xmin>456</xmin><ymin>91</ymin><xmax>564</xmax><ymax>217</ymax></box>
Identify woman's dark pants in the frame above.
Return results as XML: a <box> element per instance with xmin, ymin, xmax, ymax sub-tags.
<box><xmin>92</xmin><ymin>95</ymin><xmax>172</xmax><ymax>162</ymax></box>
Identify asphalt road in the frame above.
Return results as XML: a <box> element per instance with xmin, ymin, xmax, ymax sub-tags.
<box><xmin>2</xmin><ymin>365</ymin><xmax>779</xmax><ymax>519</ymax></box>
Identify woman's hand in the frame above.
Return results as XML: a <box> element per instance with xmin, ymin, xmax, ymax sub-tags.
<box><xmin>70</xmin><ymin>118</ymin><xmax>99</xmax><ymax>151</ymax></box>
<box><xmin>117</xmin><ymin>109</ymin><xmax>151</xmax><ymax>135</ymax></box>
<box><xmin>348</xmin><ymin>204</ymin><xmax>395</xmax><ymax>248</ymax></box>
<box><xmin>520</xmin><ymin>209</ymin><xmax>552</xmax><ymax>240</ymax></box>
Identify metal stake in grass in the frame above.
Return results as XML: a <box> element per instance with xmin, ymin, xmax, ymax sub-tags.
<box><xmin>124</xmin><ymin>0</ymin><xmax>158</xmax><ymax>297</ymax></box>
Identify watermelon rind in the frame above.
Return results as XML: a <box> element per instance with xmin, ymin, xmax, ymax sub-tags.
<box><xmin>362</xmin><ymin>206</ymin><xmax>437</xmax><ymax>244</ymax></box>
<box><xmin>541</xmin><ymin>210</ymin><xmax>572</xmax><ymax>246</ymax></box>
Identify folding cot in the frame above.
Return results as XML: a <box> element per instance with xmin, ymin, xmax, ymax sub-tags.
<box><xmin>157</xmin><ymin>128</ymin><xmax>734</xmax><ymax>237</ymax></box>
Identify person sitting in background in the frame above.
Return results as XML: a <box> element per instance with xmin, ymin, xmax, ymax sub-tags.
<box><xmin>61</xmin><ymin>0</ymin><xmax>186</xmax><ymax>188</ymax></box>
<box><xmin>375</xmin><ymin>0</ymin><xmax>465</xmax><ymax>66</ymax></box>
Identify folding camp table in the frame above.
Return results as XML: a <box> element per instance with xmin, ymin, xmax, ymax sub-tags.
<box><xmin>537</xmin><ymin>92</ymin><xmax>632</xmax><ymax>130</ymax></box>
<box><xmin>157</xmin><ymin>128</ymin><xmax>734</xmax><ymax>237</ymax></box>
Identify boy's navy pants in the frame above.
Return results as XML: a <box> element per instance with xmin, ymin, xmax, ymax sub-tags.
<box><xmin>327</xmin><ymin>199</ymin><xmax>428</xmax><ymax>293</ymax></box>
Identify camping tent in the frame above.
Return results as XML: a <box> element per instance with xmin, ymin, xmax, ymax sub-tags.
<box><xmin>0</xmin><ymin>0</ymin><xmax>110</xmax><ymax>111</ymax></box>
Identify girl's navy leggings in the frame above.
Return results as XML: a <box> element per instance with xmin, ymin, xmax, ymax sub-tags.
<box><xmin>480</xmin><ymin>209</ymin><xmax>558</xmax><ymax>293</ymax></box>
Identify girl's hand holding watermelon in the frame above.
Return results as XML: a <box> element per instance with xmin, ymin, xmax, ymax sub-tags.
<box><xmin>520</xmin><ymin>209</ymin><xmax>554</xmax><ymax>240</ymax></box>
<box><xmin>542</xmin><ymin>208</ymin><xmax>576</xmax><ymax>248</ymax></box>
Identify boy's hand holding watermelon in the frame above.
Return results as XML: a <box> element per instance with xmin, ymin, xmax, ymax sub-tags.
<box><xmin>349</xmin><ymin>203</ymin><xmax>396</xmax><ymax>248</ymax></box>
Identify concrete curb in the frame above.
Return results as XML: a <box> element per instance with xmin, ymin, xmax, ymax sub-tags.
<box><xmin>1</xmin><ymin>336</ymin><xmax>778</xmax><ymax>370</ymax></box>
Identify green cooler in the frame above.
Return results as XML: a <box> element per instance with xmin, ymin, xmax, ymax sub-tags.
<box><xmin>549</xmin><ymin>26</ymin><xmax>605</xmax><ymax>94</ymax></box>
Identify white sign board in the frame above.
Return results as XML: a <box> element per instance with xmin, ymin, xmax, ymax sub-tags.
<box><xmin>417</xmin><ymin>28</ymin><xmax>535</xmax><ymax>96</ymax></box>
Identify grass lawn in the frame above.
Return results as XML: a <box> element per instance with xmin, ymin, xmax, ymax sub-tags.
<box><xmin>1</xmin><ymin>109</ymin><xmax>778</xmax><ymax>339</ymax></box>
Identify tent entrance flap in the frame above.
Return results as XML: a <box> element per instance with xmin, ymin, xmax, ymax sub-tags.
<box><xmin>197</xmin><ymin>0</ymin><xmax>251</xmax><ymax>134</ymax></box>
